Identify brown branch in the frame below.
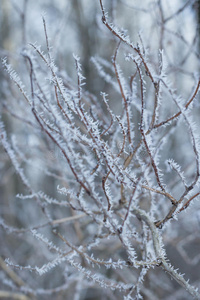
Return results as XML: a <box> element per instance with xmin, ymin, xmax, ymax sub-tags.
<box><xmin>178</xmin><ymin>192</ymin><xmax>200</xmax><ymax>213</ymax></box>
<box><xmin>102</xmin><ymin>171</ymin><xmax>112</xmax><ymax>211</ymax></box>
<box><xmin>0</xmin><ymin>257</ymin><xmax>25</xmax><ymax>287</ymax></box>
<box><xmin>113</xmin><ymin>41</ymin><xmax>132</xmax><ymax>145</ymax></box>
<box><xmin>31</xmin><ymin>107</ymin><xmax>91</xmax><ymax>196</ymax></box>
<box><xmin>100</xmin><ymin>93</ymin><xmax>114</xmax><ymax>137</ymax></box>
<box><xmin>0</xmin><ymin>291</ymin><xmax>30</xmax><ymax>300</ymax></box>
<box><xmin>55</xmin><ymin>86</ymin><xmax>72</xmax><ymax>124</ymax></box>
<box><xmin>52</xmin><ymin>213</ymin><xmax>86</xmax><ymax>225</ymax></box>
<box><xmin>154</xmin><ymin>78</ymin><xmax>200</xmax><ymax>129</ymax></box>
<box><xmin>99</xmin><ymin>0</ymin><xmax>156</xmax><ymax>87</ymax></box>
<box><xmin>134</xmin><ymin>59</ymin><xmax>166</xmax><ymax>193</ymax></box>
<box><xmin>122</xmin><ymin>184</ymin><xmax>137</xmax><ymax>228</ymax></box>
<box><xmin>115</xmin><ymin>116</ymin><xmax>126</xmax><ymax>158</ymax></box>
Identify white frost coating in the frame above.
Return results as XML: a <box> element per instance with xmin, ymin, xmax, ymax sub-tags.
<box><xmin>1</xmin><ymin>3</ymin><xmax>200</xmax><ymax>299</ymax></box>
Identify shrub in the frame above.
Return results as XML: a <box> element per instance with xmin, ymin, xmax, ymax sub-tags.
<box><xmin>0</xmin><ymin>1</ymin><xmax>200</xmax><ymax>299</ymax></box>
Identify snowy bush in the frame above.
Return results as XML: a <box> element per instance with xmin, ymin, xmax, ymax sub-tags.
<box><xmin>0</xmin><ymin>1</ymin><xmax>200</xmax><ymax>299</ymax></box>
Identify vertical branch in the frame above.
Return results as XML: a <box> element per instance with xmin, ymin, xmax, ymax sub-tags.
<box><xmin>134</xmin><ymin>59</ymin><xmax>165</xmax><ymax>192</ymax></box>
<box><xmin>158</xmin><ymin>0</ymin><xmax>165</xmax><ymax>50</ymax></box>
<box><xmin>42</xmin><ymin>16</ymin><xmax>51</xmax><ymax>62</ymax></box>
<box><xmin>102</xmin><ymin>171</ymin><xmax>111</xmax><ymax>211</ymax></box>
<box><xmin>11</xmin><ymin>0</ymin><xmax>28</xmax><ymax>45</ymax></box>
<box><xmin>113</xmin><ymin>42</ymin><xmax>132</xmax><ymax>146</ymax></box>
